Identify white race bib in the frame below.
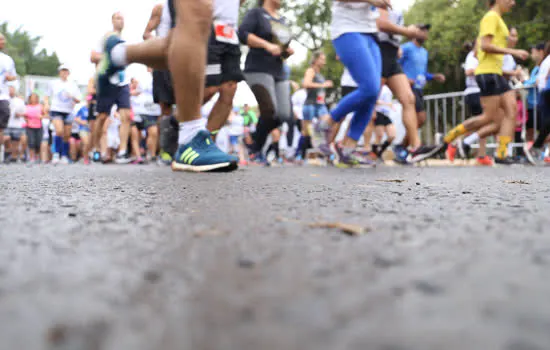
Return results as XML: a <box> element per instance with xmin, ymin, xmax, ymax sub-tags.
<box><xmin>213</xmin><ymin>20</ymin><xmax>239</xmax><ymax>45</ymax></box>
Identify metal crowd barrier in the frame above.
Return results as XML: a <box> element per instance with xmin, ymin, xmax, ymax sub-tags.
<box><xmin>423</xmin><ymin>85</ymin><xmax>538</xmax><ymax>150</ymax></box>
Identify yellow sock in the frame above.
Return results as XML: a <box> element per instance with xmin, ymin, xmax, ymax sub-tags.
<box><xmin>496</xmin><ymin>136</ymin><xmax>512</xmax><ymax>159</ymax></box>
<box><xmin>443</xmin><ymin>124</ymin><xmax>466</xmax><ymax>144</ymax></box>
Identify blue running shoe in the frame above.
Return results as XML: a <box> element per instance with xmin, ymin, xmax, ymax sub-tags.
<box><xmin>171</xmin><ymin>130</ymin><xmax>238</xmax><ymax>172</ymax></box>
<box><xmin>393</xmin><ymin>145</ymin><xmax>410</xmax><ymax>165</ymax></box>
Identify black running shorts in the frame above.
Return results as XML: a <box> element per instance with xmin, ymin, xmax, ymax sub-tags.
<box><xmin>475</xmin><ymin>74</ymin><xmax>510</xmax><ymax>97</ymax></box>
<box><xmin>374</xmin><ymin>112</ymin><xmax>392</xmax><ymax>126</ymax></box>
<box><xmin>380</xmin><ymin>42</ymin><xmax>403</xmax><ymax>79</ymax></box>
<box><xmin>413</xmin><ymin>87</ymin><xmax>425</xmax><ymax>113</ymax></box>
<box><xmin>206</xmin><ymin>36</ymin><xmax>244</xmax><ymax>87</ymax></box>
<box><xmin>0</xmin><ymin>100</ymin><xmax>9</xmax><ymax>129</ymax></box>
<box><xmin>341</xmin><ymin>86</ymin><xmax>357</xmax><ymax>98</ymax></box>
<box><xmin>465</xmin><ymin>92</ymin><xmax>483</xmax><ymax>117</ymax></box>
<box><xmin>153</xmin><ymin>70</ymin><xmax>175</xmax><ymax>106</ymax></box>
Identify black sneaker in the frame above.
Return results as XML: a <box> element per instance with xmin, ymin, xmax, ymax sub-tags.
<box><xmin>457</xmin><ymin>139</ymin><xmax>471</xmax><ymax>159</ymax></box>
<box><xmin>409</xmin><ymin>145</ymin><xmax>444</xmax><ymax>163</ymax></box>
<box><xmin>494</xmin><ymin>156</ymin><xmax>517</xmax><ymax>165</ymax></box>
<box><xmin>115</xmin><ymin>152</ymin><xmax>133</xmax><ymax>164</ymax></box>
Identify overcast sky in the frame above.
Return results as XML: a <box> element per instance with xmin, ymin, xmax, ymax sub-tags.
<box><xmin>1</xmin><ymin>0</ymin><xmax>415</xmax><ymax>104</ymax></box>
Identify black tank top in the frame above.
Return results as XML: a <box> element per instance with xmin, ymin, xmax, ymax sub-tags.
<box><xmin>305</xmin><ymin>71</ymin><xmax>326</xmax><ymax>105</ymax></box>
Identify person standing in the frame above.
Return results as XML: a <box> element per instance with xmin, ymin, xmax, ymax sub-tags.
<box><xmin>5</xmin><ymin>85</ymin><xmax>26</xmax><ymax>163</ymax></box>
<box><xmin>523</xmin><ymin>43</ymin><xmax>545</xmax><ymax>142</ymax></box>
<box><xmin>24</xmin><ymin>93</ymin><xmax>45</xmax><ymax>163</ymax></box>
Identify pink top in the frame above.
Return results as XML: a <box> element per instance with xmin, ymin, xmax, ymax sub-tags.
<box><xmin>25</xmin><ymin>104</ymin><xmax>43</xmax><ymax>129</ymax></box>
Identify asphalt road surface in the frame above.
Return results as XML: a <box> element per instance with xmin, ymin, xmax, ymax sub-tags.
<box><xmin>1</xmin><ymin>164</ymin><xmax>550</xmax><ymax>350</ymax></box>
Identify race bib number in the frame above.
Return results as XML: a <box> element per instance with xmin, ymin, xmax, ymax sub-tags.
<box><xmin>214</xmin><ymin>21</ymin><xmax>239</xmax><ymax>45</ymax></box>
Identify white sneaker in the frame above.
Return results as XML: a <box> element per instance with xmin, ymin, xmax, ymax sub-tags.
<box><xmin>52</xmin><ymin>153</ymin><xmax>61</xmax><ymax>165</ymax></box>
<box><xmin>60</xmin><ymin>156</ymin><xmax>70</xmax><ymax>165</ymax></box>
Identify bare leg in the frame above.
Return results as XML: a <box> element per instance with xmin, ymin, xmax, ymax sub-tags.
<box><xmin>40</xmin><ymin>141</ymin><xmax>49</xmax><ymax>162</ymax></box>
<box><xmin>147</xmin><ymin>126</ymin><xmax>159</xmax><ymax>157</ymax></box>
<box><xmin>81</xmin><ymin>133</ymin><xmax>90</xmax><ymax>162</ymax></box>
<box><xmin>126</xmin><ymin>36</ymin><xmax>170</xmax><ymax>70</ymax></box>
<box><xmin>69</xmin><ymin>139</ymin><xmax>78</xmax><ymax>161</ymax></box>
<box><xmin>206</xmin><ymin>82</ymin><xmax>237</xmax><ymax>133</ymax></box>
<box><xmin>362</xmin><ymin>118</ymin><xmax>375</xmax><ymax>150</ymax></box>
<box><xmin>169</xmin><ymin>0</ymin><xmax>212</xmax><ymax>124</ymax></box>
<box><xmin>131</xmin><ymin>126</ymin><xmax>141</xmax><ymax>158</ymax></box>
<box><xmin>387</xmin><ymin>74</ymin><xmax>420</xmax><ymax>149</ymax></box>
<box><xmin>118</xmin><ymin>109</ymin><xmax>131</xmax><ymax>154</ymax></box>
<box><xmin>93</xmin><ymin>113</ymin><xmax>108</xmax><ymax>152</ymax></box>
<box><xmin>498</xmin><ymin>91</ymin><xmax>517</xmax><ymax>141</ymax></box>
<box><xmin>478</xmin><ymin>138</ymin><xmax>487</xmax><ymax>157</ymax></box>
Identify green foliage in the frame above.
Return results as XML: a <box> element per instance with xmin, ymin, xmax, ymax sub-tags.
<box><xmin>0</xmin><ymin>22</ymin><xmax>60</xmax><ymax>77</ymax></box>
<box><xmin>405</xmin><ymin>0</ymin><xmax>550</xmax><ymax>93</ymax></box>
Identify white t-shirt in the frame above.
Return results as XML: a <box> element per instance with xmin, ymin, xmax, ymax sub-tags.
<box><xmin>133</xmin><ymin>76</ymin><xmax>161</xmax><ymax>116</ymax></box>
<box><xmin>292</xmin><ymin>89</ymin><xmax>307</xmax><ymax>120</ymax></box>
<box><xmin>8</xmin><ymin>96</ymin><xmax>25</xmax><ymax>128</ymax></box>
<box><xmin>375</xmin><ymin>85</ymin><xmax>393</xmax><ymax>116</ymax></box>
<box><xmin>341</xmin><ymin>68</ymin><xmax>358</xmax><ymax>88</ymax></box>
<box><xmin>464</xmin><ymin>51</ymin><xmax>480</xmax><ymax>95</ymax></box>
<box><xmin>502</xmin><ymin>54</ymin><xmax>517</xmax><ymax>73</ymax></box>
<box><xmin>377</xmin><ymin>9</ymin><xmax>404</xmax><ymax>48</ymax></box>
<box><xmin>331</xmin><ymin>2</ymin><xmax>379</xmax><ymax>40</ymax></box>
<box><xmin>158</xmin><ymin>0</ymin><xmax>172</xmax><ymax>38</ymax></box>
<box><xmin>48</xmin><ymin>79</ymin><xmax>81</xmax><ymax>114</ymax></box>
<box><xmin>227</xmin><ymin>113</ymin><xmax>244</xmax><ymax>136</ymax></box>
<box><xmin>538</xmin><ymin>56</ymin><xmax>550</xmax><ymax>91</ymax></box>
<box><xmin>0</xmin><ymin>52</ymin><xmax>17</xmax><ymax>101</ymax></box>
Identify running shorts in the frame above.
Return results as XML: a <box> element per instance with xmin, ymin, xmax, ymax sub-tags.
<box><xmin>374</xmin><ymin>112</ymin><xmax>392</xmax><ymax>126</ymax></box>
<box><xmin>206</xmin><ymin>35</ymin><xmax>244</xmax><ymax>87</ymax></box>
<box><xmin>380</xmin><ymin>43</ymin><xmax>403</xmax><ymax>79</ymax></box>
<box><xmin>153</xmin><ymin>70</ymin><xmax>175</xmax><ymax>106</ymax></box>
<box><xmin>302</xmin><ymin>104</ymin><xmax>329</xmax><ymax>121</ymax></box>
<box><xmin>0</xmin><ymin>100</ymin><xmax>9</xmax><ymax>129</ymax></box>
<box><xmin>526</xmin><ymin>108</ymin><xmax>540</xmax><ymax>130</ymax></box>
<box><xmin>71</xmin><ymin>133</ymin><xmax>81</xmax><ymax>141</ymax></box>
<box><xmin>97</xmin><ymin>85</ymin><xmax>131</xmax><ymax>114</ymax></box>
<box><xmin>50</xmin><ymin>111</ymin><xmax>73</xmax><ymax>125</ymax></box>
<box><xmin>475</xmin><ymin>74</ymin><xmax>510</xmax><ymax>97</ymax></box>
<box><xmin>465</xmin><ymin>92</ymin><xmax>483</xmax><ymax>117</ymax></box>
<box><xmin>26</xmin><ymin>127</ymin><xmax>42</xmax><ymax>150</ymax></box>
<box><xmin>412</xmin><ymin>88</ymin><xmax>425</xmax><ymax>113</ymax></box>
<box><xmin>341</xmin><ymin>86</ymin><xmax>357</xmax><ymax>99</ymax></box>
<box><xmin>6</xmin><ymin>128</ymin><xmax>26</xmax><ymax>141</ymax></box>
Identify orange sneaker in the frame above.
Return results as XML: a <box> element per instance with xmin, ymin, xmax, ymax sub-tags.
<box><xmin>476</xmin><ymin>156</ymin><xmax>493</xmax><ymax>166</ymax></box>
<box><xmin>446</xmin><ymin>143</ymin><xmax>457</xmax><ymax>162</ymax></box>
<box><xmin>544</xmin><ymin>157</ymin><xmax>550</xmax><ymax>165</ymax></box>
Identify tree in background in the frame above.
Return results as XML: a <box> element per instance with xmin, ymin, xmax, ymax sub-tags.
<box><xmin>405</xmin><ymin>0</ymin><xmax>550</xmax><ymax>94</ymax></box>
<box><xmin>0</xmin><ymin>22</ymin><xmax>60</xmax><ymax>77</ymax></box>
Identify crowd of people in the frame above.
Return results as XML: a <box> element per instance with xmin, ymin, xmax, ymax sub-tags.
<box><xmin>0</xmin><ymin>0</ymin><xmax>549</xmax><ymax>171</ymax></box>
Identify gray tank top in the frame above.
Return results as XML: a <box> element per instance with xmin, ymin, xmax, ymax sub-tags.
<box><xmin>377</xmin><ymin>9</ymin><xmax>404</xmax><ymax>48</ymax></box>
<box><xmin>305</xmin><ymin>71</ymin><xmax>326</xmax><ymax>105</ymax></box>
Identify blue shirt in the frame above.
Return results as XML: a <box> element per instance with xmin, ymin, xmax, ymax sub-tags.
<box><xmin>399</xmin><ymin>42</ymin><xmax>433</xmax><ymax>90</ymax></box>
<box><xmin>524</xmin><ymin>66</ymin><xmax>539</xmax><ymax>108</ymax></box>
<box><xmin>75</xmin><ymin>106</ymin><xmax>89</xmax><ymax>132</ymax></box>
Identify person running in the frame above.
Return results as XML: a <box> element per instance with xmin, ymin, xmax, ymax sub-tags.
<box><xmin>44</xmin><ymin>65</ymin><xmax>81</xmax><ymax>165</ymax></box>
<box><xmin>376</xmin><ymin>3</ymin><xmax>440</xmax><ymax>163</ymax></box>
<box><xmin>91</xmin><ymin>12</ymin><xmax>133</xmax><ymax>164</ymax></box>
<box><xmin>238</xmin><ymin>0</ymin><xmax>295</xmax><ymax>162</ymax></box>
<box><xmin>132</xmin><ymin>69</ymin><xmax>162</xmax><ymax>161</ymax></box>
<box><xmin>435</xmin><ymin>0</ymin><xmax>529</xmax><ymax>165</ymax></box>
<box><xmin>291</xmin><ymin>84</ymin><xmax>307</xmax><ymax>161</ymax></box>
<box><xmin>86</xmin><ymin>75</ymin><xmax>99</xmax><ymax>161</ymax></box>
<box><xmin>0</xmin><ymin>33</ymin><xmax>17</xmax><ymax>161</ymax></box>
<box><xmin>317</xmin><ymin>0</ymin><xmax>389</xmax><ymax>167</ymax></box>
<box><xmin>297</xmin><ymin>51</ymin><xmax>332</xmax><ymax>161</ymax></box>
<box><xmin>5</xmin><ymin>85</ymin><xmax>26</xmax><ymax>163</ymax></box>
<box><xmin>73</xmin><ymin>103</ymin><xmax>91</xmax><ymax>164</ymax></box>
<box><xmin>446</xmin><ymin>41</ymin><xmax>492</xmax><ymax>166</ymax></box>
<box><xmin>143</xmin><ymin>2</ymin><xmax>177</xmax><ymax>165</ymax></box>
<box><xmin>95</xmin><ymin>0</ymin><xmax>239</xmax><ymax>172</ymax></box>
<box><xmin>372</xmin><ymin>85</ymin><xmax>396</xmax><ymax>160</ymax></box>
<box><xmin>24</xmin><ymin>93</ymin><xmax>45</xmax><ymax>163</ymax></box>
<box><xmin>524</xmin><ymin>41</ymin><xmax>550</xmax><ymax>165</ymax></box>
<box><xmin>397</xmin><ymin>23</ymin><xmax>446</xmax><ymax>160</ymax></box>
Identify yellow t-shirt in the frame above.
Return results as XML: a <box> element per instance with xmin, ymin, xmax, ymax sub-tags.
<box><xmin>475</xmin><ymin>11</ymin><xmax>509</xmax><ymax>76</ymax></box>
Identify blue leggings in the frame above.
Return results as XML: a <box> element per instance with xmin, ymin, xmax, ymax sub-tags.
<box><xmin>331</xmin><ymin>33</ymin><xmax>381</xmax><ymax>141</ymax></box>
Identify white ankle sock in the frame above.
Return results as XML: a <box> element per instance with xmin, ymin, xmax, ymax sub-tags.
<box><xmin>178</xmin><ymin>118</ymin><xmax>207</xmax><ymax>145</ymax></box>
<box><xmin>111</xmin><ymin>43</ymin><xmax>128</xmax><ymax>67</ymax></box>
<box><xmin>463</xmin><ymin>132</ymin><xmax>479</xmax><ymax>146</ymax></box>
